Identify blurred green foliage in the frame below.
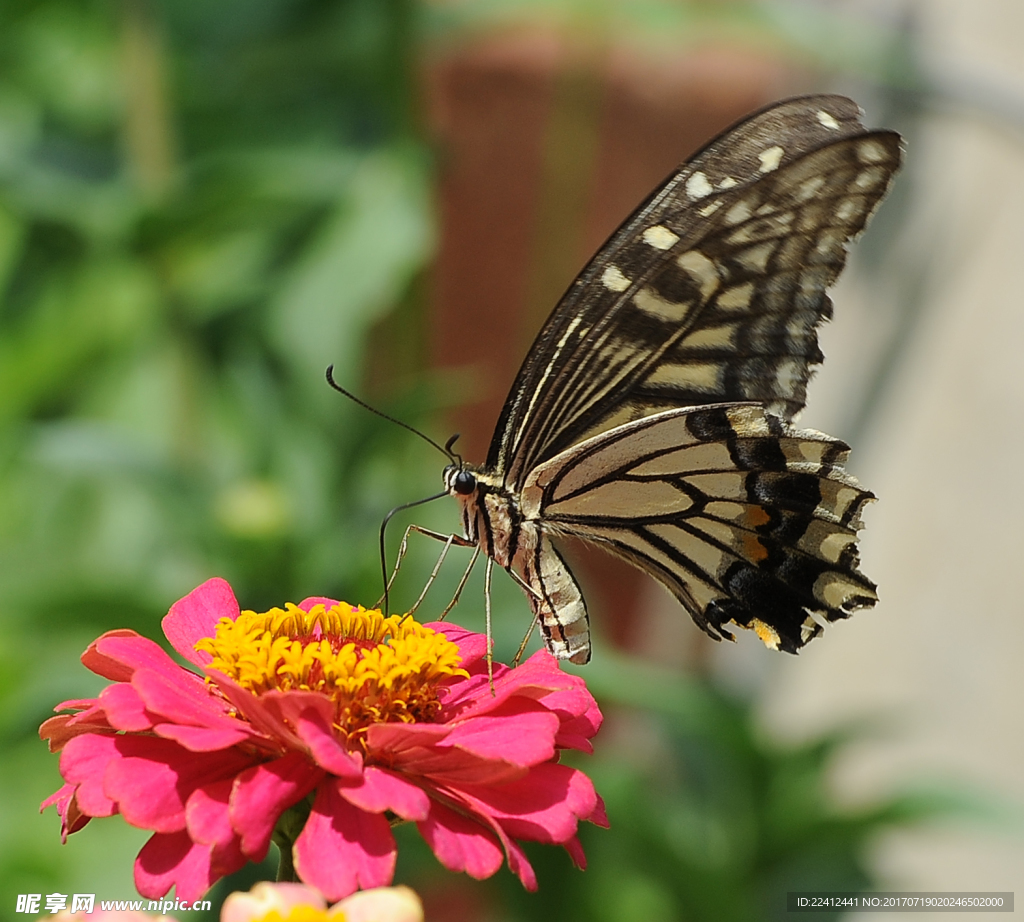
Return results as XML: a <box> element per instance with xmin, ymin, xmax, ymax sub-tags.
<box><xmin>0</xmin><ymin>1</ymin><xmax>956</xmax><ymax>919</ymax></box>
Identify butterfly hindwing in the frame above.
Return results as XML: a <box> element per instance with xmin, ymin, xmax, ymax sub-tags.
<box><xmin>492</xmin><ymin>96</ymin><xmax>901</xmax><ymax>488</ymax></box>
<box><xmin>520</xmin><ymin>404</ymin><xmax>876</xmax><ymax>653</ymax></box>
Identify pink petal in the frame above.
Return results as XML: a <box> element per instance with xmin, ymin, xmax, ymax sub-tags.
<box><xmin>132</xmin><ymin>667</ymin><xmax>236</xmax><ymax>726</ymax></box>
<box><xmin>259</xmin><ymin>691</ymin><xmax>362</xmax><ymax>778</ymax></box>
<box><xmin>337</xmin><ymin>767</ymin><xmax>430</xmax><ymax>821</ymax></box>
<box><xmin>459</xmin><ymin>763</ymin><xmax>599</xmax><ymax>843</ymax></box>
<box><xmin>40</xmin><ymin>783</ymin><xmax>91</xmax><ymax>841</ymax></box>
<box><xmin>41</xmin><ymin>709</ymin><xmax>113</xmax><ymax>752</ymax></box>
<box><xmin>442</xmin><ymin>652</ymin><xmax>576</xmax><ymax>722</ymax></box>
<box><xmin>554</xmin><ymin>712</ymin><xmax>602</xmax><ymax>754</ymax></box>
<box><xmin>563</xmin><ymin>834</ymin><xmax>587</xmax><ymax>869</ymax></box>
<box><xmin>364</xmin><ymin>722</ymin><xmax>450</xmax><ymax>754</ymax></box>
<box><xmin>293</xmin><ymin>778</ymin><xmax>396</xmax><ymax>902</ymax></box>
<box><xmin>185</xmin><ymin>779</ymin><xmax>234</xmax><ymax>848</ymax></box>
<box><xmin>104</xmin><ymin>737</ymin><xmax>255</xmax><ymax>833</ymax></box>
<box><xmin>429</xmin><ymin>789</ymin><xmax>538</xmax><ymax>891</ymax></box>
<box><xmin>231</xmin><ymin>752</ymin><xmax>324</xmax><ymax>859</ymax></box>
<box><xmin>163</xmin><ymin>577</ymin><xmax>240</xmax><ymax>668</ymax></box>
<box><xmin>59</xmin><ymin>734</ymin><xmax>120</xmax><ymax>818</ymax></box>
<box><xmin>185</xmin><ymin>780</ymin><xmax>248</xmax><ymax>879</ymax></box>
<box><xmin>415</xmin><ymin>799</ymin><xmax>503</xmax><ymax>879</ymax></box>
<box><xmin>134</xmin><ymin>829</ymin><xmax>218</xmax><ymax>902</ymax></box>
<box><xmin>298</xmin><ymin>596</ymin><xmax>339</xmax><ymax>612</ymax></box>
<box><xmin>155</xmin><ymin>723</ymin><xmax>255</xmax><ymax>751</ymax></box>
<box><xmin>97</xmin><ymin>683</ymin><xmax>152</xmax><ymax>732</ymax></box>
<box><xmin>442</xmin><ymin>704</ymin><xmax>559</xmax><ymax>766</ymax></box>
<box><xmin>89</xmin><ymin>632</ymin><xmax>201</xmax><ymax>685</ymax></box>
<box><xmin>79</xmin><ymin>629</ymin><xmax>141</xmax><ymax>681</ymax></box>
<box><xmin>382</xmin><ymin>744</ymin><xmax>526</xmax><ymax>788</ymax></box>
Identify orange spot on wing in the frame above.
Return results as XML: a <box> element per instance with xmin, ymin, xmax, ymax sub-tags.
<box><xmin>742</xmin><ymin>506</ymin><xmax>771</xmax><ymax>528</ymax></box>
<box><xmin>742</xmin><ymin>532</ymin><xmax>769</xmax><ymax>562</ymax></box>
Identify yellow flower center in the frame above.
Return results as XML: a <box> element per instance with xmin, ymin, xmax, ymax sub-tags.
<box><xmin>196</xmin><ymin>602</ymin><xmax>467</xmax><ymax>749</ymax></box>
<box><xmin>256</xmin><ymin>908</ymin><xmax>335</xmax><ymax>922</ymax></box>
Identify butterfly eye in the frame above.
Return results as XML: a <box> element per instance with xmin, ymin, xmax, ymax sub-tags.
<box><xmin>452</xmin><ymin>470</ymin><xmax>476</xmax><ymax>495</ymax></box>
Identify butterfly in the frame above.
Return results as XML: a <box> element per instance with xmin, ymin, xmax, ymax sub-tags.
<box><xmin>440</xmin><ymin>95</ymin><xmax>902</xmax><ymax>664</ymax></box>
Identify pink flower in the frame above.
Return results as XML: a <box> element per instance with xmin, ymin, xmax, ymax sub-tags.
<box><xmin>222</xmin><ymin>881</ymin><xmax>423</xmax><ymax>922</ymax></box>
<box><xmin>41</xmin><ymin>578</ymin><xmax>606</xmax><ymax>904</ymax></box>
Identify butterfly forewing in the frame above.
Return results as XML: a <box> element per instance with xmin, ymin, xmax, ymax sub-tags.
<box><xmin>444</xmin><ymin>95</ymin><xmax>900</xmax><ymax>663</ymax></box>
<box><xmin>492</xmin><ymin>97</ymin><xmax>901</xmax><ymax>489</ymax></box>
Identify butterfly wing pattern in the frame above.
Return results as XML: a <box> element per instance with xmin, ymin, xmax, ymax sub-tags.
<box><xmin>443</xmin><ymin>95</ymin><xmax>902</xmax><ymax>663</ymax></box>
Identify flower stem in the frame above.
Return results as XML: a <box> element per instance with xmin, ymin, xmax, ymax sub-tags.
<box><xmin>272</xmin><ymin>797</ymin><xmax>312</xmax><ymax>883</ymax></box>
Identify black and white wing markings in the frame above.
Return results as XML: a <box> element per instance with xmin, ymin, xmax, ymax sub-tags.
<box><xmin>490</xmin><ymin>95</ymin><xmax>902</xmax><ymax>489</ymax></box>
<box><xmin>520</xmin><ymin>404</ymin><xmax>876</xmax><ymax>653</ymax></box>
<box><xmin>442</xmin><ymin>95</ymin><xmax>899</xmax><ymax>664</ymax></box>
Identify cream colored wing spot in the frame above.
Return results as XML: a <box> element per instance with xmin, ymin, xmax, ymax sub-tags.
<box><xmin>853</xmin><ymin>167</ymin><xmax>886</xmax><ymax>191</ymax></box>
<box><xmin>797</xmin><ymin>520</ymin><xmax>858</xmax><ymax>564</ymax></box>
<box><xmin>682</xmin><ymin>322</ymin><xmax>738</xmax><ymax>350</ymax></box>
<box><xmin>548</xmin><ymin>479</ymin><xmax>694</xmax><ymax>519</ymax></box>
<box><xmin>716</xmin><ymin>282</ymin><xmax>754</xmax><ymax>312</ymax></box>
<box><xmin>630</xmin><ymin>441</ymin><xmax>735</xmax><ymax>477</ymax></box>
<box><xmin>647</xmin><ymin>522</ymin><xmax>728</xmax><ymax>582</ymax></box>
<box><xmin>758</xmin><ymin>145</ymin><xmax>785</xmax><ymax>173</ymax></box>
<box><xmin>814</xmin><ymin>484</ymin><xmax>865</xmax><ymax>524</ymax></box>
<box><xmin>718</xmin><ymin>176</ymin><xmax>738</xmax><ymax>189</ymax></box>
<box><xmin>601</xmin><ymin>265</ymin><xmax>632</xmax><ymax>292</ymax></box>
<box><xmin>633</xmin><ymin>287</ymin><xmax>692</xmax><ymax>323</ymax></box>
<box><xmin>724</xmin><ymin>198</ymin><xmax>754</xmax><ymax>226</ymax></box>
<box><xmin>814</xmin><ymin>229</ymin><xmax>845</xmax><ymax>259</ymax></box>
<box><xmin>800</xmin><ymin>615</ymin><xmax>823</xmax><ymax>643</ymax></box>
<box><xmin>698</xmin><ymin>199</ymin><xmax>724</xmax><ymax>217</ymax></box>
<box><xmin>676</xmin><ymin>250</ymin><xmax>721</xmax><ymax>300</ymax></box>
<box><xmin>774</xmin><ymin>358</ymin><xmax>804</xmax><ymax>394</ymax></box>
<box><xmin>685</xmin><ymin>171</ymin><xmax>714</xmax><ymax>199</ymax></box>
<box><xmin>797</xmin><ymin>204</ymin><xmax>827</xmax><ymax>232</ymax></box>
<box><xmin>816</xmin><ymin>109</ymin><xmax>841</xmax><ymax>130</ymax></box>
<box><xmin>646</xmin><ymin>361</ymin><xmax>724</xmax><ymax>393</ymax></box>
<box><xmin>857</xmin><ymin>139</ymin><xmax>888</xmax><ymax>163</ymax></box>
<box><xmin>813</xmin><ymin>571</ymin><xmax>874</xmax><ymax>609</ymax></box>
<box><xmin>735</xmin><ymin>241</ymin><xmax>775</xmax><ymax>273</ymax></box>
<box><xmin>725</xmin><ymin>405</ymin><xmax>772</xmax><ymax>435</ymax></box>
<box><xmin>796</xmin><ymin>175</ymin><xmax>826</xmax><ymax>202</ymax></box>
<box><xmin>835</xmin><ymin>197</ymin><xmax>865</xmax><ymax>222</ymax></box>
<box><xmin>685</xmin><ymin>471</ymin><xmax>748</xmax><ymax>502</ymax></box>
<box><xmin>642</xmin><ymin>224</ymin><xmax>680</xmax><ymax>250</ymax></box>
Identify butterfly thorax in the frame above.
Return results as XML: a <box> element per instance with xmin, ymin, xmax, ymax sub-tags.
<box><xmin>443</xmin><ymin>462</ymin><xmax>590</xmax><ymax>662</ymax></box>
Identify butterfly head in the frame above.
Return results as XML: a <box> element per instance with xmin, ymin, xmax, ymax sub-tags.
<box><xmin>443</xmin><ymin>464</ymin><xmax>476</xmax><ymax>496</ymax></box>
<box><xmin>441</xmin><ymin>434</ymin><xmax>478</xmax><ymax>496</ymax></box>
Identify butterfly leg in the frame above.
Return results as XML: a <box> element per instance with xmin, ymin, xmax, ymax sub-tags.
<box><xmin>484</xmin><ymin>556</ymin><xmax>496</xmax><ymax>689</ymax></box>
<box><xmin>511</xmin><ymin>616</ymin><xmax>539</xmax><ymax>667</ymax></box>
<box><xmin>405</xmin><ymin>532</ymin><xmax>459</xmax><ymax>617</ymax></box>
<box><xmin>376</xmin><ymin>524</ymin><xmax>475</xmax><ymax>610</ymax></box>
<box><xmin>438</xmin><ymin>545</ymin><xmax>481</xmax><ymax>620</ymax></box>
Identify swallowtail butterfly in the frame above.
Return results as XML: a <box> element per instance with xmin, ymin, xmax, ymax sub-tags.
<box><xmin>442</xmin><ymin>95</ymin><xmax>902</xmax><ymax>664</ymax></box>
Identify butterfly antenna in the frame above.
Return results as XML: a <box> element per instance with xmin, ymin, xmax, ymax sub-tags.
<box><xmin>325</xmin><ymin>365</ymin><xmax>457</xmax><ymax>463</ymax></box>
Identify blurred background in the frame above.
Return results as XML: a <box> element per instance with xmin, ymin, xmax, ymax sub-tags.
<box><xmin>0</xmin><ymin>0</ymin><xmax>1021</xmax><ymax>920</ymax></box>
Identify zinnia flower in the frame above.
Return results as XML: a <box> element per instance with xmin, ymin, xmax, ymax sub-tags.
<box><xmin>41</xmin><ymin>578</ymin><xmax>606</xmax><ymax>903</ymax></box>
<box><xmin>222</xmin><ymin>881</ymin><xmax>422</xmax><ymax>922</ymax></box>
